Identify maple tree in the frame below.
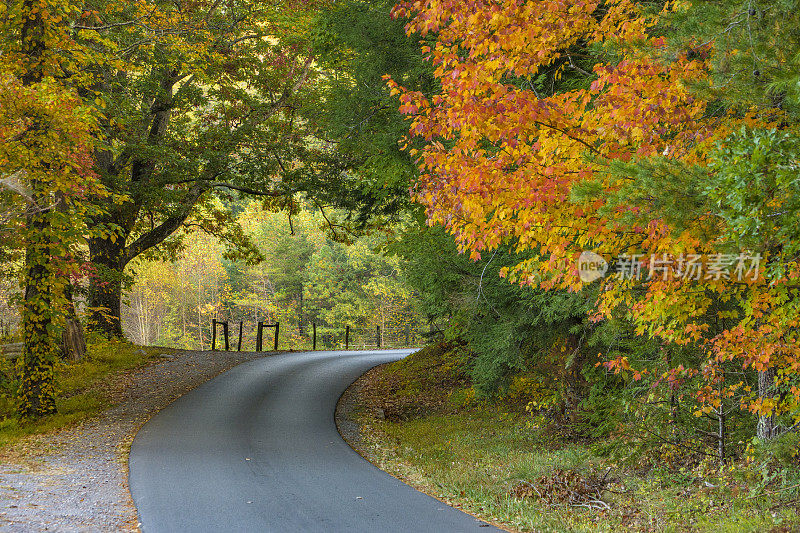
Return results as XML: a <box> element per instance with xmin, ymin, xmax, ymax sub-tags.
<box><xmin>389</xmin><ymin>0</ymin><xmax>800</xmax><ymax>442</ymax></box>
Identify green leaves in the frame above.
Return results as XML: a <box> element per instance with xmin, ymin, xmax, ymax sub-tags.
<box><xmin>663</xmin><ymin>0</ymin><xmax>800</xmax><ymax>117</ymax></box>
<box><xmin>705</xmin><ymin>126</ymin><xmax>800</xmax><ymax>258</ymax></box>
<box><xmin>308</xmin><ymin>0</ymin><xmax>434</xmax><ymax>225</ymax></box>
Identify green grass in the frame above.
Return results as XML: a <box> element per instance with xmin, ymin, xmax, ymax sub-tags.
<box><xmin>0</xmin><ymin>338</ymin><xmax>171</xmax><ymax>451</ymax></box>
<box><xmin>355</xmin><ymin>344</ymin><xmax>800</xmax><ymax>532</ymax></box>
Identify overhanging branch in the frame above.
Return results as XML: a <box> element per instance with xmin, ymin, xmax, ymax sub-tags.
<box><xmin>207</xmin><ymin>182</ymin><xmax>285</xmax><ymax>197</ymax></box>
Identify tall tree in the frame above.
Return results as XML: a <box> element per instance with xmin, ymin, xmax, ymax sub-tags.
<box><xmin>1</xmin><ymin>0</ymin><xmax>105</xmax><ymax>416</ymax></box>
<box><xmin>70</xmin><ymin>0</ymin><xmax>321</xmax><ymax>337</ymax></box>
<box><xmin>309</xmin><ymin>0</ymin><xmax>434</xmax><ymax>224</ymax></box>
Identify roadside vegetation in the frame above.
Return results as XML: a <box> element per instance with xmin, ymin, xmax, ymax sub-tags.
<box><xmin>351</xmin><ymin>343</ymin><xmax>800</xmax><ymax>532</ymax></box>
<box><xmin>0</xmin><ymin>337</ymin><xmax>168</xmax><ymax>450</ymax></box>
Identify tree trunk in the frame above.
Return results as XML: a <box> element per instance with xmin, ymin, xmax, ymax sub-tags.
<box><xmin>87</xmin><ymin>236</ymin><xmax>126</xmax><ymax>338</ymax></box>
<box><xmin>717</xmin><ymin>402</ymin><xmax>726</xmax><ymax>465</ymax></box>
<box><xmin>757</xmin><ymin>367</ymin><xmax>777</xmax><ymax>440</ymax></box>
<box><xmin>61</xmin><ymin>318</ymin><xmax>86</xmax><ymax>361</ymax></box>
<box><xmin>17</xmin><ymin>0</ymin><xmax>57</xmax><ymax>418</ymax></box>
<box><xmin>60</xmin><ymin>284</ymin><xmax>85</xmax><ymax>361</ymax></box>
<box><xmin>19</xmin><ymin>208</ymin><xmax>57</xmax><ymax>417</ymax></box>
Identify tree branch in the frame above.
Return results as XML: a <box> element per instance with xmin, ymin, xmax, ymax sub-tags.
<box><xmin>123</xmin><ymin>183</ymin><xmax>206</xmax><ymax>264</ymax></box>
<box><xmin>206</xmin><ymin>182</ymin><xmax>285</xmax><ymax>197</ymax></box>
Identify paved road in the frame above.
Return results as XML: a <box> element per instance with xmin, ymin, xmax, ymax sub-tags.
<box><xmin>129</xmin><ymin>350</ymin><xmax>499</xmax><ymax>532</ymax></box>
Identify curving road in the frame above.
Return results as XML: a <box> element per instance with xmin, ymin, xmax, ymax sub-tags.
<box><xmin>129</xmin><ymin>349</ymin><xmax>499</xmax><ymax>532</ymax></box>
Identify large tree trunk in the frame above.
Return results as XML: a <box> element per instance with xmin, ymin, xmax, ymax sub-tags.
<box><xmin>85</xmin><ymin>183</ymin><xmax>205</xmax><ymax>339</ymax></box>
<box><xmin>61</xmin><ymin>318</ymin><xmax>86</xmax><ymax>361</ymax></box>
<box><xmin>19</xmin><ymin>208</ymin><xmax>57</xmax><ymax>417</ymax></box>
<box><xmin>756</xmin><ymin>367</ymin><xmax>777</xmax><ymax>440</ymax></box>
<box><xmin>87</xmin><ymin>236</ymin><xmax>126</xmax><ymax>338</ymax></box>
<box><xmin>17</xmin><ymin>0</ymin><xmax>57</xmax><ymax>419</ymax></box>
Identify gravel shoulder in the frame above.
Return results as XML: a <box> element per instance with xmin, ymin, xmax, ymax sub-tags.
<box><xmin>0</xmin><ymin>349</ymin><xmax>276</xmax><ymax>532</ymax></box>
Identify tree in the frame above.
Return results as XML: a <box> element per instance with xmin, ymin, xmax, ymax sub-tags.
<box><xmin>1</xmin><ymin>0</ymin><xmax>106</xmax><ymax>416</ymax></box>
<box><xmin>389</xmin><ymin>0</ymin><xmax>800</xmax><ymax>439</ymax></box>
<box><xmin>62</xmin><ymin>0</ymin><xmax>321</xmax><ymax>337</ymax></box>
<box><xmin>236</xmin><ymin>202</ymin><xmax>322</xmax><ymax>335</ymax></box>
<box><xmin>304</xmin><ymin>233</ymin><xmax>417</xmax><ymax>343</ymax></box>
<box><xmin>309</xmin><ymin>0</ymin><xmax>434</xmax><ymax>226</ymax></box>
<box><xmin>391</xmin><ymin>221</ymin><xmax>602</xmax><ymax>402</ymax></box>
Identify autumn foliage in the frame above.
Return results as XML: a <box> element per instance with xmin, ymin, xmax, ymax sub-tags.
<box><xmin>388</xmin><ymin>0</ymin><xmax>800</xmax><ymax>431</ymax></box>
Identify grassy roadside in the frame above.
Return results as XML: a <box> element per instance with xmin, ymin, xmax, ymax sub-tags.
<box><xmin>347</xmin><ymin>343</ymin><xmax>800</xmax><ymax>532</ymax></box>
<box><xmin>0</xmin><ymin>337</ymin><xmax>172</xmax><ymax>451</ymax></box>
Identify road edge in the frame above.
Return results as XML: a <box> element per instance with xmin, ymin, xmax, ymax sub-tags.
<box><xmin>334</xmin><ymin>364</ymin><xmax>514</xmax><ymax>533</ymax></box>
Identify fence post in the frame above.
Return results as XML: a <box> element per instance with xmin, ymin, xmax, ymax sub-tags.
<box><xmin>345</xmin><ymin>325</ymin><xmax>350</xmax><ymax>350</ymax></box>
<box><xmin>211</xmin><ymin>319</ymin><xmax>217</xmax><ymax>351</ymax></box>
<box><xmin>237</xmin><ymin>321</ymin><xmax>243</xmax><ymax>351</ymax></box>
<box><xmin>256</xmin><ymin>321</ymin><xmax>263</xmax><ymax>352</ymax></box>
<box><xmin>223</xmin><ymin>322</ymin><xmax>229</xmax><ymax>351</ymax></box>
<box><xmin>273</xmin><ymin>322</ymin><xmax>280</xmax><ymax>351</ymax></box>
<box><xmin>376</xmin><ymin>325</ymin><xmax>381</xmax><ymax>348</ymax></box>
<box><xmin>312</xmin><ymin>323</ymin><xmax>317</xmax><ymax>351</ymax></box>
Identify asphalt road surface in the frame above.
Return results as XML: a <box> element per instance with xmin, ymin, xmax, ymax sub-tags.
<box><xmin>129</xmin><ymin>349</ymin><xmax>499</xmax><ymax>532</ymax></box>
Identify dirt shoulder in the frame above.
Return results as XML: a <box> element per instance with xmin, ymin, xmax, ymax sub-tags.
<box><xmin>334</xmin><ymin>365</ymin><xmax>378</xmax><ymax>463</ymax></box>
<box><xmin>0</xmin><ymin>349</ymin><xmax>276</xmax><ymax>532</ymax></box>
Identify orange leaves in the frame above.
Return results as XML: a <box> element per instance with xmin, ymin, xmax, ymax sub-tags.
<box><xmin>388</xmin><ymin>0</ymin><xmax>719</xmax><ymax>295</ymax></box>
<box><xmin>597</xmin><ymin>354</ymin><xmax>650</xmax><ymax>381</ymax></box>
<box><xmin>387</xmin><ymin>1</ymin><xmax>685</xmax><ymax>279</ymax></box>
<box><xmin>388</xmin><ymin>0</ymin><xmax>800</xmax><ymax>421</ymax></box>
<box><xmin>597</xmin><ymin>354</ymin><xmax>632</xmax><ymax>373</ymax></box>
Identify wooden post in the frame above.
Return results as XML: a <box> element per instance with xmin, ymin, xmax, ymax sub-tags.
<box><xmin>376</xmin><ymin>325</ymin><xmax>381</xmax><ymax>348</ymax></box>
<box><xmin>237</xmin><ymin>321</ymin><xmax>243</xmax><ymax>351</ymax></box>
<box><xmin>345</xmin><ymin>325</ymin><xmax>350</xmax><ymax>350</ymax></box>
<box><xmin>256</xmin><ymin>321</ymin><xmax>263</xmax><ymax>352</ymax></box>
<box><xmin>223</xmin><ymin>321</ymin><xmax>229</xmax><ymax>351</ymax></box>
<box><xmin>211</xmin><ymin>319</ymin><xmax>217</xmax><ymax>351</ymax></box>
<box><xmin>273</xmin><ymin>322</ymin><xmax>280</xmax><ymax>351</ymax></box>
<box><xmin>312</xmin><ymin>323</ymin><xmax>317</xmax><ymax>351</ymax></box>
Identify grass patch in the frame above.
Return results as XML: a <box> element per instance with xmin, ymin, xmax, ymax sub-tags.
<box><xmin>0</xmin><ymin>337</ymin><xmax>172</xmax><ymax>451</ymax></box>
<box><xmin>354</xmin><ymin>343</ymin><xmax>800</xmax><ymax>532</ymax></box>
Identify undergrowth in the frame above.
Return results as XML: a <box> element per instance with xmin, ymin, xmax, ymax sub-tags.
<box><xmin>353</xmin><ymin>342</ymin><xmax>800</xmax><ymax>532</ymax></box>
<box><xmin>0</xmin><ymin>336</ymin><xmax>170</xmax><ymax>450</ymax></box>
